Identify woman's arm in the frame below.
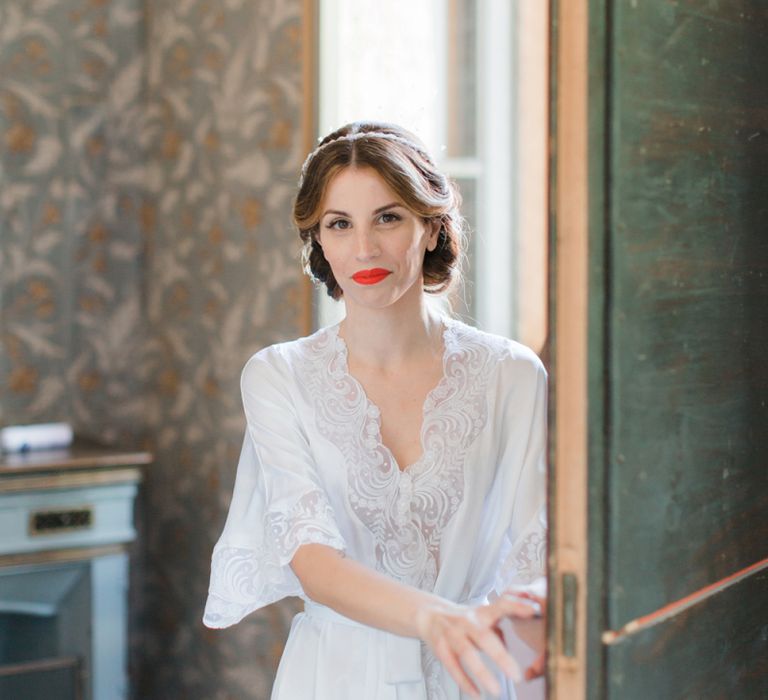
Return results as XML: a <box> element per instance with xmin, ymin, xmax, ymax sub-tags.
<box><xmin>291</xmin><ymin>543</ymin><xmax>538</xmax><ymax>698</ymax></box>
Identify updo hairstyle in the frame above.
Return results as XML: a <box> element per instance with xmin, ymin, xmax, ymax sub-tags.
<box><xmin>293</xmin><ymin>121</ymin><xmax>466</xmax><ymax>300</ymax></box>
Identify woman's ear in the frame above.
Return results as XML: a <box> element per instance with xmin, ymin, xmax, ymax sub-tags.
<box><xmin>426</xmin><ymin>219</ymin><xmax>441</xmax><ymax>252</ymax></box>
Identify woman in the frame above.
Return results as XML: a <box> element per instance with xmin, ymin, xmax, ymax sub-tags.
<box><xmin>203</xmin><ymin>121</ymin><xmax>548</xmax><ymax>699</ymax></box>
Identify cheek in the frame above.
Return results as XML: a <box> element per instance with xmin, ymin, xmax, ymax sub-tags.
<box><xmin>318</xmin><ymin>238</ymin><xmax>341</xmax><ymax>266</ymax></box>
<box><xmin>406</xmin><ymin>234</ymin><xmax>429</xmax><ymax>263</ymax></box>
<box><xmin>320</xmin><ymin>244</ymin><xmax>349</xmax><ymax>283</ymax></box>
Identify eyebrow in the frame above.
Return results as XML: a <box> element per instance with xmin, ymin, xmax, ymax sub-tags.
<box><xmin>321</xmin><ymin>202</ymin><xmax>402</xmax><ymax>218</ymax></box>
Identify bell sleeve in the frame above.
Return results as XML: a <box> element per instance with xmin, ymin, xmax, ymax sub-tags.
<box><xmin>203</xmin><ymin>351</ymin><xmax>348</xmax><ymax>628</ymax></box>
<box><xmin>491</xmin><ymin>358</ymin><xmax>548</xmax><ymax>598</ymax></box>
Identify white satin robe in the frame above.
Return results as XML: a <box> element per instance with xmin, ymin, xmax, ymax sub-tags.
<box><xmin>203</xmin><ymin>316</ymin><xmax>548</xmax><ymax>699</ymax></box>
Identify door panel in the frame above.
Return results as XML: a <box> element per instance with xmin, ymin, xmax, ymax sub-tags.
<box><xmin>550</xmin><ymin>1</ymin><xmax>768</xmax><ymax>697</ymax></box>
<box><xmin>607</xmin><ymin>0</ymin><xmax>768</xmax><ymax>629</ymax></box>
<box><xmin>605</xmin><ymin>568</ymin><xmax>768</xmax><ymax>697</ymax></box>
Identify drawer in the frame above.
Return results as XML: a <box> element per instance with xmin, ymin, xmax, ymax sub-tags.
<box><xmin>0</xmin><ymin>481</ymin><xmax>139</xmax><ymax>556</ymax></box>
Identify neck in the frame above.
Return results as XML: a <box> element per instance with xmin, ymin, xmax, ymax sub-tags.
<box><xmin>337</xmin><ymin>286</ymin><xmax>446</xmax><ymax>370</ymax></box>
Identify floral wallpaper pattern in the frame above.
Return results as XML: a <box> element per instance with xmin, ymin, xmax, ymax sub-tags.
<box><xmin>1</xmin><ymin>0</ymin><xmax>310</xmax><ymax>698</ymax></box>
<box><xmin>1</xmin><ymin>0</ymin><xmax>151</xmax><ymax>437</ymax></box>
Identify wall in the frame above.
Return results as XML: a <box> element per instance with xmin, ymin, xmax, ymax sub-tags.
<box><xmin>0</xmin><ymin>0</ymin><xmax>310</xmax><ymax>697</ymax></box>
<box><xmin>0</xmin><ymin>0</ymin><xmax>149</xmax><ymax>439</ymax></box>
<box><xmin>136</xmin><ymin>1</ymin><xmax>309</xmax><ymax>697</ymax></box>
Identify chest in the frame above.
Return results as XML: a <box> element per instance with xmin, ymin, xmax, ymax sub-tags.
<box><xmin>348</xmin><ymin>362</ymin><xmax>445</xmax><ymax>471</ymax></box>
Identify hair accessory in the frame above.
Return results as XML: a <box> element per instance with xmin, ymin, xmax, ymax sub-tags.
<box><xmin>298</xmin><ymin>130</ymin><xmax>431</xmax><ymax>185</ymax></box>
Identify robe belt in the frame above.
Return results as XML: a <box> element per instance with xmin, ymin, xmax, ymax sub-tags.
<box><xmin>303</xmin><ymin>595</ymin><xmax>490</xmax><ymax>697</ymax></box>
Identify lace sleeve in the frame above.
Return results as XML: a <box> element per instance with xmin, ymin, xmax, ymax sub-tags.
<box><xmin>492</xmin><ymin>359</ymin><xmax>548</xmax><ymax>597</ymax></box>
<box><xmin>203</xmin><ymin>354</ymin><xmax>347</xmax><ymax>628</ymax></box>
<box><xmin>493</xmin><ymin>504</ymin><xmax>547</xmax><ymax>594</ymax></box>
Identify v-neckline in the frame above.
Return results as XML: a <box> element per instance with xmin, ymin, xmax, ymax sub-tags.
<box><xmin>330</xmin><ymin>318</ymin><xmax>455</xmax><ymax>476</ymax></box>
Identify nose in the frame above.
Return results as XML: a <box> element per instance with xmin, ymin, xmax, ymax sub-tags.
<box><xmin>354</xmin><ymin>226</ymin><xmax>380</xmax><ymax>261</ymax></box>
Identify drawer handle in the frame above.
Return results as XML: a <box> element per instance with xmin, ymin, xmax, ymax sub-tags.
<box><xmin>29</xmin><ymin>506</ymin><xmax>94</xmax><ymax>535</ymax></box>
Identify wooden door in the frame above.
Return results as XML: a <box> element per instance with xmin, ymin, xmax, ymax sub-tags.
<box><xmin>549</xmin><ymin>1</ymin><xmax>768</xmax><ymax>698</ymax></box>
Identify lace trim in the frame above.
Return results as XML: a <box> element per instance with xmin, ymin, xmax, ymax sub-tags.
<box><xmin>294</xmin><ymin>319</ymin><xmax>507</xmax><ymax>590</ymax></box>
<box><xmin>494</xmin><ymin>504</ymin><xmax>547</xmax><ymax>589</ymax></box>
<box><xmin>204</xmin><ymin>489</ymin><xmax>346</xmax><ymax>628</ymax></box>
<box><xmin>266</xmin><ymin>489</ymin><xmax>347</xmax><ymax>564</ymax></box>
<box><xmin>204</xmin><ymin>545</ymin><xmax>294</xmax><ymax>627</ymax></box>
<box><xmin>513</xmin><ymin>529</ymin><xmax>547</xmax><ymax>584</ymax></box>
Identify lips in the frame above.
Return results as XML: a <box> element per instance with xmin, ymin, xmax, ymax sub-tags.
<box><xmin>352</xmin><ymin>268</ymin><xmax>391</xmax><ymax>285</ymax></box>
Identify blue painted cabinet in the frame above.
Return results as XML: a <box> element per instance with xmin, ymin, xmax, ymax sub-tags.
<box><xmin>0</xmin><ymin>445</ymin><xmax>150</xmax><ymax>700</ymax></box>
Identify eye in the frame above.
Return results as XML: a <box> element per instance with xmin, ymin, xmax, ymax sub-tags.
<box><xmin>378</xmin><ymin>211</ymin><xmax>401</xmax><ymax>225</ymax></box>
<box><xmin>326</xmin><ymin>218</ymin><xmax>351</xmax><ymax>231</ymax></box>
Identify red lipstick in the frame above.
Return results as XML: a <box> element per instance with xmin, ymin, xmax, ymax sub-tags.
<box><xmin>352</xmin><ymin>268</ymin><xmax>391</xmax><ymax>285</ymax></box>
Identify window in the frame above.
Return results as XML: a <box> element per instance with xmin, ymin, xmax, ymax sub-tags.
<box><xmin>316</xmin><ymin>0</ymin><xmax>548</xmax><ymax>354</ymax></box>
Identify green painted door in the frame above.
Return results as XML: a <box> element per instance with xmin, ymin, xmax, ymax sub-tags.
<box><xmin>583</xmin><ymin>1</ymin><xmax>768</xmax><ymax>697</ymax></box>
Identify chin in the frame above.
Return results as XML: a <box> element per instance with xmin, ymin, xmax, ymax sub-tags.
<box><xmin>346</xmin><ymin>295</ymin><xmax>401</xmax><ymax>310</ymax></box>
<box><xmin>339</xmin><ymin>276</ymin><xmax>422</xmax><ymax>311</ymax></box>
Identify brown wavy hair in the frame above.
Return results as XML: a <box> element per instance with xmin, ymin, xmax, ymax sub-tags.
<box><xmin>293</xmin><ymin>121</ymin><xmax>466</xmax><ymax>300</ymax></box>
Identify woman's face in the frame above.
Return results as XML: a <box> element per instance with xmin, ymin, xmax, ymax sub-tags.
<box><xmin>316</xmin><ymin>166</ymin><xmax>438</xmax><ymax>311</ymax></box>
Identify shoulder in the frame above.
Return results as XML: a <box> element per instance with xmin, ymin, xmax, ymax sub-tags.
<box><xmin>446</xmin><ymin>317</ymin><xmax>547</xmax><ymax>382</ymax></box>
<box><xmin>240</xmin><ymin>325</ymin><xmax>336</xmax><ymax>391</ymax></box>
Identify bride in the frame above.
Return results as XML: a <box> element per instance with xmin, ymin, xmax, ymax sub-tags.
<box><xmin>204</xmin><ymin>121</ymin><xmax>548</xmax><ymax>699</ymax></box>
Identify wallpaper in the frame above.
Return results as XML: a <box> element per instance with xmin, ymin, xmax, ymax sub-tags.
<box><xmin>0</xmin><ymin>0</ymin><xmax>150</xmax><ymax>439</ymax></box>
<box><xmin>1</xmin><ymin>0</ymin><xmax>310</xmax><ymax>698</ymax></box>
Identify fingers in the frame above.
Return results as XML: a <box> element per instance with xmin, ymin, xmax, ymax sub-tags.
<box><xmin>491</xmin><ymin>593</ymin><xmax>541</xmax><ymax>620</ymax></box>
<box><xmin>467</xmin><ymin>621</ymin><xmax>521</xmax><ymax>682</ymax></box>
<box><xmin>428</xmin><ymin>609</ymin><xmax>513</xmax><ymax>698</ymax></box>
<box><xmin>425</xmin><ymin>601</ymin><xmax>545</xmax><ymax>696</ymax></box>
<box><xmin>468</xmin><ymin>608</ymin><xmax>523</xmax><ymax>682</ymax></box>
<box><xmin>524</xmin><ymin>650</ymin><xmax>546</xmax><ymax>680</ymax></box>
<box><xmin>433</xmin><ymin>636</ymin><xmax>481</xmax><ymax>698</ymax></box>
<box><xmin>514</xmin><ymin>590</ymin><xmax>547</xmax><ymax>615</ymax></box>
<box><xmin>457</xmin><ymin>643</ymin><xmax>502</xmax><ymax>698</ymax></box>
<box><xmin>444</xmin><ymin>624</ymin><xmax>504</xmax><ymax>698</ymax></box>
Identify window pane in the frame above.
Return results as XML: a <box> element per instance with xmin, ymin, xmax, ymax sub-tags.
<box><xmin>319</xmin><ymin>0</ymin><xmax>444</xmax><ymax>153</ymax></box>
<box><xmin>445</xmin><ymin>0</ymin><xmax>477</xmax><ymax>158</ymax></box>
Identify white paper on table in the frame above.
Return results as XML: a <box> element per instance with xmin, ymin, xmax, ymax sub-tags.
<box><xmin>0</xmin><ymin>422</ymin><xmax>74</xmax><ymax>452</ymax></box>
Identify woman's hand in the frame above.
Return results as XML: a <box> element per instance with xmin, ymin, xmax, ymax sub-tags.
<box><xmin>291</xmin><ymin>544</ymin><xmax>545</xmax><ymax>693</ymax></box>
<box><xmin>490</xmin><ymin>590</ymin><xmax>547</xmax><ymax>681</ymax></box>
<box><xmin>415</xmin><ymin>597</ymin><xmax>538</xmax><ymax>698</ymax></box>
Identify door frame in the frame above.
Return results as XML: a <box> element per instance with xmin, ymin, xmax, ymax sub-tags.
<box><xmin>548</xmin><ymin>0</ymin><xmax>596</xmax><ymax>696</ymax></box>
